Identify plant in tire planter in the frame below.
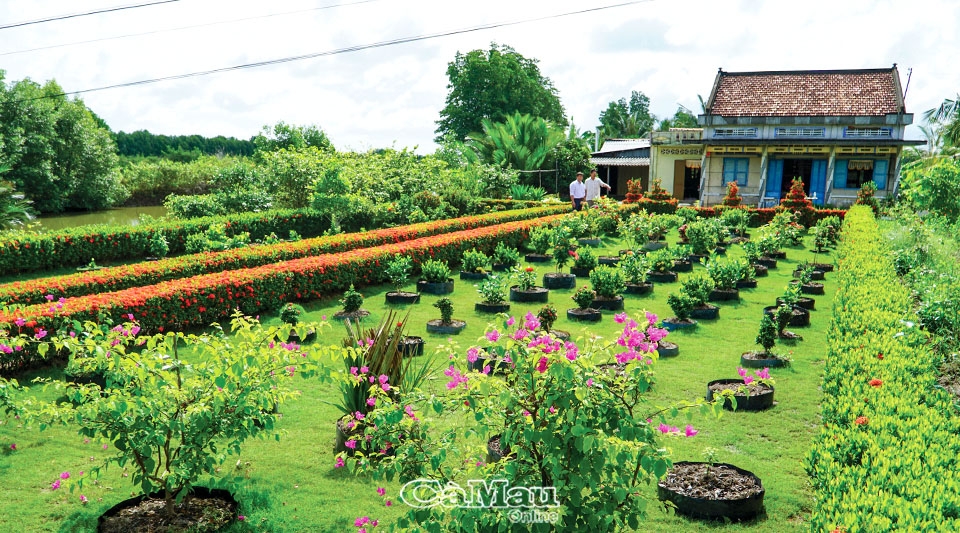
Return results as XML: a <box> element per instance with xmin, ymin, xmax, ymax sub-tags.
<box><xmin>460</xmin><ymin>248</ymin><xmax>490</xmax><ymax>280</ymax></box>
<box><xmin>427</xmin><ymin>297</ymin><xmax>466</xmax><ymax>334</ymax></box>
<box><xmin>741</xmin><ymin>241</ymin><xmax>771</xmax><ymax>274</ymax></box>
<box><xmin>705</xmin><ymin>255</ymin><xmax>741</xmax><ymax>301</ymax></box>
<box><xmin>620</xmin><ymin>250</ymin><xmax>653</xmax><ymax>295</ymax></box>
<box><xmin>720</xmin><ymin>207</ymin><xmax>751</xmax><ymax>239</ymax></box>
<box><xmin>567</xmin><ymin>285</ymin><xmax>601</xmax><ymax>322</ymax></box>
<box><xmin>589</xmin><ymin>265</ymin><xmax>626</xmax><ymax>310</ymax></box>
<box><xmin>525</xmin><ymin>226</ymin><xmax>553</xmax><ymax>262</ymax></box>
<box><xmin>706</xmin><ymin>367</ymin><xmax>775</xmax><ymax>411</ymax></box>
<box><xmin>741</xmin><ymin>314</ymin><xmax>791</xmax><ymax>367</ymax></box>
<box><xmin>646</xmin><ymin>248</ymin><xmax>678</xmax><ymax>283</ymax></box>
<box><xmin>385</xmin><ymin>255</ymin><xmax>420</xmax><ymax>304</ymax></box>
<box><xmin>417</xmin><ymin>259</ymin><xmax>454</xmax><ymax>295</ymax></box>
<box><xmin>658</xmin><ymin>455</ymin><xmax>765</xmax><ymax>521</ymax></box>
<box><xmin>663</xmin><ymin>291</ymin><xmax>697</xmax><ymax>330</ymax></box>
<box><xmin>793</xmin><ymin>264</ymin><xmax>825</xmax><ymax>295</ymax></box>
<box><xmin>280</xmin><ymin>302</ymin><xmax>317</xmax><ymax>342</ymax></box>
<box><xmin>682</xmin><ymin>275</ymin><xmax>719</xmax><ymax>320</ymax></box>
<box><xmin>475</xmin><ymin>275</ymin><xmax>510</xmax><ymax>313</ymax></box>
<box><xmin>685</xmin><ymin>219</ymin><xmax>719</xmax><ymax>257</ymax></box>
<box><xmin>570</xmin><ymin>246</ymin><xmax>598</xmax><ymax>277</ymax></box>
<box><xmin>346</xmin><ymin>310</ymin><xmax>714</xmax><ymax>531</ymax></box>
<box><xmin>509</xmin><ymin>266</ymin><xmax>549</xmax><ymax>303</ymax></box>
<box><xmin>5</xmin><ymin>314</ymin><xmax>322</xmax><ymax>528</ymax></box>
<box><xmin>333</xmin><ymin>284</ymin><xmax>370</xmax><ymax>321</ymax></box>
<box><xmin>491</xmin><ymin>241</ymin><xmax>520</xmax><ymax>271</ymax></box>
<box><xmin>543</xmin><ymin>228</ymin><xmax>577</xmax><ymax>289</ymax></box>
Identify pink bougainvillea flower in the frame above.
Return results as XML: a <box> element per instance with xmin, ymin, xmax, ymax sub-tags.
<box><xmin>756</xmin><ymin>368</ymin><xmax>771</xmax><ymax>380</ymax></box>
<box><xmin>444</xmin><ymin>365</ymin><xmax>469</xmax><ymax>389</ymax></box>
<box><xmin>511</xmin><ymin>328</ymin><xmax>529</xmax><ymax>341</ymax></box>
<box><xmin>685</xmin><ymin>425</ymin><xmax>699</xmax><ymax>437</ymax></box>
<box><xmin>548</xmin><ymin>406</ymin><xmax>556</xmax><ymax>414</ymax></box>
<box><xmin>645</xmin><ymin>311</ymin><xmax>658</xmax><ymax>326</ymax></box>
<box><xmin>238</xmin><ymin>515</ymin><xmax>246</xmax><ymax>521</ymax></box>
<box><xmin>350</xmin><ymin>366</ymin><xmax>358</xmax><ymax>375</ymax></box>
<box><xmin>35</xmin><ymin>329</ymin><xmax>48</xmax><ymax>340</ymax></box>
<box><xmin>355</xmin><ymin>516</ymin><xmax>370</xmax><ymax>527</ymax></box>
<box><xmin>586</xmin><ymin>378</ymin><xmax>593</xmax><ymax>387</ymax></box>
<box><xmin>737</xmin><ymin>367</ymin><xmax>748</xmax><ymax>378</ymax></box>
<box><xmin>376</xmin><ymin>487</ymin><xmax>386</xmax><ymax>496</ymax></box>
<box><xmin>45</xmin><ymin>294</ymin><xmax>54</xmax><ymax>301</ymax></box>
<box><xmin>354</xmin><ymin>411</ymin><xmax>365</xmax><ymax>421</ymax></box>
<box><xmin>360</xmin><ymin>366</ymin><xmax>369</xmax><ymax>374</ymax></box>
<box><xmin>506</xmin><ymin>316</ymin><xmax>516</xmax><ymax>327</ymax></box>
<box><xmin>536</xmin><ymin>357</ymin><xmax>549</xmax><ymax>373</ymax></box>
<box><xmin>79</xmin><ymin>495</ymin><xmax>88</xmax><ymax>504</ymax></box>
<box><xmin>486</xmin><ymin>330</ymin><xmax>500</xmax><ymax>342</ymax></box>
<box><xmin>345</xmin><ymin>440</ymin><xmax>357</xmax><ymax>449</ymax></box>
<box><xmin>51</xmin><ymin>479</ymin><xmax>61</xmax><ymax>490</ymax></box>
<box><xmin>614</xmin><ymin>312</ymin><xmax>628</xmax><ymax>324</ymax></box>
<box><xmin>335</xmin><ymin>457</ymin><xmax>345</xmax><ymax>468</ymax></box>
<box><xmin>404</xmin><ymin>405</ymin><xmax>419</xmax><ymax>421</ymax></box>
<box><xmin>60</xmin><ymin>472</ymin><xmax>70</xmax><ymax>480</ymax></box>
<box><xmin>657</xmin><ymin>423</ymin><xmax>671</xmax><ymax>434</ymax></box>
<box><xmin>743</xmin><ymin>375</ymin><xmax>754</xmax><ymax>385</ymax></box>
<box><xmin>385</xmin><ymin>500</ymin><xmax>392</xmax><ymax>507</ymax></box>
<box><xmin>366</xmin><ymin>397</ymin><xmax>377</xmax><ymax>407</ymax></box>
<box><xmin>466</xmin><ymin>347</ymin><xmax>479</xmax><ymax>363</ymax></box>
<box><xmin>14</xmin><ymin>318</ymin><xmax>25</xmax><ymax>327</ymax></box>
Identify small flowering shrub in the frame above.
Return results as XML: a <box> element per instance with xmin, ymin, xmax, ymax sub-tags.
<box><xmin>476</xmin><ymin>275</ymin><xmax>507</xmax><ymax>305</ymax></box>
<box><xmin>571</xmin><ymin>286</ymin><xmax>596</xmax><ymax>310</ymax></box>
<box><xmin>647</xmin><ymin>247</ymin><xmax>677</xmax><ymax>273</ymax></box>
<box><xmin>680</xmin><ymin>275</ymin><xmax>714</xmax><ymax>307</ymax></box>
<box><xmin>619</xmin><ymin>250</ymin><xmax>649</xmax><ymax>284</ymax></box>
<box><xmin>460</xmin><ymin>248</ymin><xmax>490</xmax><ymax>273</ymax></box>
<box><xmin>685</xmin><ymin>219</ymin><xmax>719</xmax><ymax>255</ymax></box>
<box><xmin>340</xmin><ymin>284</ymin><xmax>365</xmax><ymax>313</ymax></box>
<box><xmin>536</xmin><ymin>304</ymin><xmax>558</xmax><ymax>332</ymax></box>
<box><xmin>512</xmin><ymin>266</ymin><xmax>538</xmax><ymax>291</ymax></box>
<box><xmin>280</xmin><ymin>302</ymin><xmax>306</xmax><ymax>325</ymax></box>
<box><xmin>419</xmin><ymin>259</ymin><xmax>452</xmax><ymax>283</ymax></box>
<box><xmin>491</xmin><ymin>242</ymin><xmax>520</xmax><ymax>267</ymax></box>
<box><xmin>589</xmin><ymin>265</ymin><xmax>626</xmax><ymax>298</ymax></box>
<box><xmin>572</xmin><ymin>247</ymin><xmax>597</xmax><ymax>270</ymax></box>
<box><xmin>551</xmin><ymin>227</ymin><xmax>577</xmax><ymax>272</ymax></box>
<box><xmin>527</xmin><ymin>226</ymin><xmax>552</xmax><ymax>255</ymax></box>
<box><xmin>344</xmin><ymin>311</ymin><xmax>720</xmax><ymax>531</ymax></box>
<box><xmin>384</xmin><ymin>255</ymin><xmax>413</xmax><ymax>293</ymax></box>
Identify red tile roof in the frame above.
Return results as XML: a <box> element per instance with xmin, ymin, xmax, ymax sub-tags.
<box><xmin>708</xmin><ymin>68</ymin><xmax>904</xmax><ymax>117</ymax></box>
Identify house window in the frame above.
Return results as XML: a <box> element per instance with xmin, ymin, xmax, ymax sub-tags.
<box><xmin>844</xmin><ymin>160</ymin><xmax>874</xmax><ymax>188</ymax></box>
<box><xmin>775</xmin><ymin>127</ymin><xmax>825</xmax><ymax>138</ymax></box>
<box><xmin>722</xmin><ymin>158</ymin><xmax>749</xmax><ymax>186</ymax></box>
<box><xmin>843</xmin><ymin>127</ymin><xmax>892</xmax><ymax>138</ymax></box>
<box><xmin>713</xmin><ymin>127</ymin><xmax>758</xmax><ymax>138</ymax></box>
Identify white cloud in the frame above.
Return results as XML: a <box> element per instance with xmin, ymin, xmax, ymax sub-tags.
<box><xmin>0</xmin><ymin>0</ymin><xmax>955</xmax><ymax>152</ymax></box>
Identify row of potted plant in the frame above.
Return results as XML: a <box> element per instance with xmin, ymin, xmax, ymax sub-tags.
<box><xmin>0</xmin><ymin>206</ymin><xmax>570</xmax><ymax>306</ymax></box>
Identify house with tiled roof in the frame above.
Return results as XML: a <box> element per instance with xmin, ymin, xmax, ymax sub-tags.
<box><xmin>695</xmin><ymin>65</ymin><xmax>923</xmax><ymax>207</ymax></box>
<box><xmin>590</xmin><ymin>138</ymin><xmax>650</xmax><ymax>196</ymax></box>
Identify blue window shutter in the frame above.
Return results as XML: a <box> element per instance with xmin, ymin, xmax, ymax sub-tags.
<box><xmin>738</xmin><ymin>158</ymin><xmax>749</xmax><ymax>186</ymax></box>
<box><xmin>810</xmin><ymin>160</ymin><xmax>827</xmax><ymax>205</ymax></box>
<box><xmin>873</xmin><ymin>159</ymin><xmax>888</xmax><ymax>189</ymax></box>
<box><xmin>834</xmin><ymin>160</ymin><xmax>848</xmax><ymax>189</ymax></box>
<box><xmin>765</xmin><ymin>159</ymin><xmax>783</xmax><ymax>200</ymax></box>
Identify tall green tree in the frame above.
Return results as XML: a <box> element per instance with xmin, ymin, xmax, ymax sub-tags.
<box><xmin>0</xmin><ymin>74</ymin><xmax>124</xmax><ymax>213</ymax></box>
<box><xmin>598</xmin><ymin>90</ymin><xmax>655</xmax><ymax>139</ymax></box>
<box><xmin>657</xmin><ymin>106</ymin><xmax>699</xmax><ymax>131</ymax></box>
<box><xmin>435</xmin><ymin>43</ymin><xmax>566</xmax><ymax>142</ymax></box>
<box><xmin>253</xmin><ymin>122</ymin><xmax>334</xmax><ymax>155</ymax></box>
<box><xmin>924</xmin><ymin>95</ymin><xmax>960</xmax><ymax>149</ymax></box>
<box><xmin>466</xmin><ymin>112</ymin><xmax>566</xmax><ymax>172</ymax></box>
<box><xmin>0</xmin><ymin>164</ymin><xmax>34</xmax><ymax>231</ymax></box>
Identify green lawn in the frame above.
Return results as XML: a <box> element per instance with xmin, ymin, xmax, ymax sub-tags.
<box><xmin>0</xmin><ymin>230</ymin><xmax>836</xmax><ymax>532</ymax></box>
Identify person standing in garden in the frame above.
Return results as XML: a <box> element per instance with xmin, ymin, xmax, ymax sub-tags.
<box><xmin>585</xmin><ymin>168</ymin><xmax>611</xmax><ymax>208</ymax></box>
<box><xmin>569</xmin><ymin>171</ymin><xmax>586</xmax><ymax>211</ymax></box>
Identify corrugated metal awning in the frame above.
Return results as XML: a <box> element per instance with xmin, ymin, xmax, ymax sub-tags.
<box><xmin>591</xmin><ymin>157</ymin><xmax>650</xmax><ymax>166</ymax></box>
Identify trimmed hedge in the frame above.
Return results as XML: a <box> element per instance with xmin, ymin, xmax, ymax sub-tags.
<box><xmin>805</xmin><ymin>206</ymin><xmax>960</xmax><ymax>532</ymax></box>
<box><xmin>0</xmin><ymin>215</ymin><xmax>565</xmax><ymax>368</ymax></box>
<box><xmin>0</xmin><ymin>206</ymin><xmax>569</xmax><ymax>307</ymax></box>
<box><xmin>690</xmin><ymin>207</ymin><xmax>846</xmax><ymax>227</ymax></box>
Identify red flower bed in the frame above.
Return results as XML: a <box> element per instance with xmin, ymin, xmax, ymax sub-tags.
<box><xmin>0</xmin><ymin>205</ymin><xmax>568</xmax><ymax>306</ymax></box>
<box><xmin>0</xmin><ymin>215</ymin><xmax>566</xmax><ymax>349</ymax></box>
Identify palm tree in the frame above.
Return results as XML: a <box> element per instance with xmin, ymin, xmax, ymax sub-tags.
<box><xmin>466</xmin><ymin>113</ymin><xmax>566</xmax><ymax>171</ymax></box>
<box><xmin>924</xmin><ymin>95</ymin><xmax>960</xmax><ymax>148</ymax></box>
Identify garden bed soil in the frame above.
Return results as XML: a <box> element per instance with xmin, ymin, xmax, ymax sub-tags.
<box><xmin>426</xmin><ymin>319</ymin><xmax>467</xmax><ymax>334</ymax></box>
<box><xmin>567</xmin><ymin>308</ymin><xmax>601</xmax><ymax>322</ymax></box>
<box><xmin>740</xmin><ymin>351</ymin><xmax>790</xmax><ymax>368</ymax></box>
<box><xmin>542</xmin><ymin>272</ymin><xmax>576</xmax><ymax>290</ymax></box>
<box><xmin>385</xmin><ymin>291</ymin><xmax>420</xmax><ymax>304</ymax></box>
<box><xmin>332</xmin><ymin>309</ymin><xmax>371</xmax><ymax>322</ymax></box>
<box><xmin>475</xmin><ymin>302</ymin><xmax>510</xmax><ymax>314</ymax></box>
<box><xmin>591</xmin><ymin>295</ymin><xmax>624</xmax><ymax>311</ymax></box>
<box><xmin>98</xmin><ymin>487</ymin><xmax>236</xmax><ymax>533</ymax></box>
<box><xmin>658</xmin><ymin>462</ymin><xmax>765</xmax><ymax>521</ymax></box>
<box><xmin>524</xmin><ymin>253</ymin><xmax>551</xmax><ymax>263</ymax></box>
<box><xmin>625</xmin><ymin>282</ymin><xmax>653</xmax><ymax>296</ymax></box>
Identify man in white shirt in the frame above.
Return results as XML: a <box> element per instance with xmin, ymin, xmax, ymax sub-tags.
<box><xmin>584</xmin><ymin>168</ymin><xmax>611</xmax><ymax>207</ymax></box>
<box><xmin>569</xmin><ymin>172</ymin><xmax>586</xmax><ymax>211</ymax></box>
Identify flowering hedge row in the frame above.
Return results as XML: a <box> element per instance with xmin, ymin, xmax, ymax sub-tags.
<box><xmin>0</xmin><ymin>215</ymin><xmax>565</xmax><ymax>367</ymax></box>
<box><xmin>690</xmin><ymin>207</ymin><xmax>846</xmax><ymax>226</ymax></box>
<box><xmin>0</xmin><ymin>206</ymin><xmax>569</xmax><ymax>307</ymax></box>
<box><xmin>805</xmin><ymin>206</ymin><xmax>960</xmax><ymax>532</ymax></box>
<box><xmin>0</xmin><ymin>208</ymin><xmax>334</xmax><ymax>276</ymax></box>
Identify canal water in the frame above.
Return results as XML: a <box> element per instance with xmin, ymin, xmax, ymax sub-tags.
<box><xmin>36</xmin><ymin>206</ymin><xmax>168</xmax><ymax>232</ymax></box>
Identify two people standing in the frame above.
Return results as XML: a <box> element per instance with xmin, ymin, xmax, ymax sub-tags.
<box><xmin>569</xmin><ymin>169</ymin><xmax>610</xmax><ymax>211</ymax></box>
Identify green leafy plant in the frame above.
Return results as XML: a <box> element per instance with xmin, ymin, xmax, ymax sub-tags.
<box><xmin>619</xmin><ymin>250</ymin><xmax>650</xmax><ymax>284</ymax></box>
<box><xmin>184</xmin><ymin>223</ymin><xmax>250</xmax><ymax>253</ymax></box>
<box><xmin>512</xmin><ymin>265</ymin><xmax>538</xmax><ymax>291</ymax></box>
<box><xmin>460</xmin><ymin>248</ymin><xmax>490</xmax><ymax>273</ymax></box>
<box><xmin>647</xmin><ymin>248</ymin><xmax>676</xmax><ymax>273</ymax></box>
<box><xmin>434</xmin><ymin>297</ymin><xmax>455</xmax><ymax>323</ymax></box>
<box><xmin>667</xmin><ymin>291</ymin><xmax>695</xmax><ymax>321</ymax></box>
<box><xmin>780</xmin><ymin>282</ymin><xmax>802</xmax><ymax>307</ymax></box>
<box><xmin>811</xmin><ymin>224</ymin><xmax>831</xmax><ymax>253</ymax></box>
<box><xmin>680</xmin><ymin>275</ymin><xmax>715</xmax><ymax>307</ymax></box>
<box><xmin>340</xmin><ymin>284</ymin><xmax>364</xmax><ymax>313</ymax></box>
<box><xmin>685</xmin><ymin>219</ymin><xmax>719</xmax><ymax>254</ymax></box>
<box><xmin>589</xmin><ymin>265</ymin><xmax>626</xmax><ymax>298</ymax></box>
<box><xmin>280</xmin><ymin>302</ymin><xmax>306</xmax><ymax>325</ymax></box>
<box><xmin>528</xmin><ymin>226</ymin><xmax>552</xmax><ymax>255</ymax></box>
<box><xmin>706</xmin><ymin>255</ymin><xmax>743</xmax><ymax>291</ymax></box>
<box><xmin>536</xmin><ymin>304</ymin><xmax>558</xmax><ymax>332</ymax></box>
<box><xmin>720</xmin><ymin>207</ymin><xmax>751</xmax><ymax>236</ymax></box>
<box><xmin>420</xmin><ymin>259</ymin><xmax>452</xmax><ymax>283</ymax></box>
<box><xmin>756</xmin><ymin>314</ymin><xmax>778</xmax><ymax>354</ymax></box>
<box><xmin>573</xmin><ymin>246</ymin><xmax>598</xmax><ymax>270</ymax></box>
<box><xmin>571</xmin><ymin>285</ymin><xmax>596</xmax><ymax>310</ymax></box>
<box><xmin>491</xmin><ymin>241</ymin><xmax>520</xmax><ymax>267</ymax></box>
<box><xmin>148</xmin><ymin>232</ymin><xmax>169</xmax><ymax>258</ymax></box>
<box><xmin>477</xmin><ymin>275</ymin><xmax>507</xmax><ymax>304</ymax></box>
<box><xmin>552</xmin><ymin>227</ymin><xmax>577</xmax><ymax>271</ymax></box>
<box><xmin>509</xmin><ymin>183</ymin><xmax>546</xmax><ymax>201</ymax></box>
<box><xmin>385</xmin><ymin>256</ymin><xmax>414</xmax><ymax>292</ymax></box>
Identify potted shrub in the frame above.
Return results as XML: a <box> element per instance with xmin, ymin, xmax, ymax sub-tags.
<box><xmin>385</xmin><ymin>255</ymin><xmax>420</xmax><ymax>304</ymax></box>
<box><xmin>620</xmin><ymin>251</ymin><xmax>653</xmax><ymax>295</ymax></box>
<box><xmin>685</xmin><ymin>219</ymin><xmax>719</xmax><ymax>260</ymax></box>
<box><xmin>752</xmin><ymin>234</ymin><xmax>782</xmax><ymax>268</ymax></box>
<box><xmin>426</xmin><ymin>297</ymin><xmax>466</xmax><ymax>334</ymax></box>
<box><xmin>333</xmin><ymin>284</ymin><xmax>370</xmax><ymax>321</ymax></box>
<box><xmin>658</xmin><ymin>450</ymin><xmax>765</xmax><ymax>521</ymax></box>
<box><xmin>567</xmin><ymin>285</ymin><xmax>601</xmax><ymax>322</ymax></box>
<box><xmin>279</xmin><ymin>302</ymin><xmax>317</xmax><ymax>343</ymax></box>
<box><xmin>646</xmin><ymin>248</ymin><xmax>679</xmax><ymax>283</ymax></box>
<box><xmin>543</xmin><ymin>228</ymin><xmax>577</xmax><ymax>289</ymax></box>
<box><xmin>475</xmin><ymin>275</ymin><xmax>510</xmax><ymax>314</ymax></box>
<box><xmin>460</xmin><ymin>248</ymin><xmax>490</xmax><ymax>280</ymax></box>
<box><xmin>491</xmin><ymin>242</ymin><xmax>520</xmax><ymax>271</ymax></box>
<box><xmin>705</xmin><ymin>256</ymin><xmax>741</xmax><ymax>301</ymax></box>
<box><xmin>568</xmin><ymin>212</ymin><xmax>600</xmax><ymax>246</ymax></box>
<box><xmin>793</xmin><ymin>264</ymin><xmax>825</xmax><ymax>294</ymax></box>
<box><xmin>663</xmin><ymin>291</ymin><xmax>697</xmax><ymax>330</ymax></box>
<box><xmin>741</xmin><ymin>241</ymin><xmax>769</xmax><ymax>276</ymax></box>
<box><xmin>731</xmin><ymin>256</ymin><xmax>758</xmax><ymax>289</ymax></box>
<box><xmin>509</xmin><ymin>265</ymin><xmax>549</xmax><ymax>303</ymax></box>
<box><xmin>766</xmin><ymin>286</ymin><xmax>811</xmax><ymax>328</ymax></box>
<box><xmin>589</xmin><ymin>265</ymin><xmax>626</xmax><ymax>310</ymax></box>
<box><xmin>536</xmin><ymin>304</ymin><xmax>569</xmax><ymax>340</ymax></box>
<box><xmin>570</xmin><ymin>246</ymin><xmax>598</xmax><ymax>278</ymax></box>
<box><xmin>525</xmin><ymin>226</ymin><xmax>553</xmax><ymax>262</ymax></box>
<box><xmin>672</xmin><ymin>244</ymin><xmax>693</xmax><ymax>272</ymax></box>
<box><xmin>720</xmin><ymin>206</ymin><xmax>751</xmax><ymax>240</ymax></box>
<box><xmin>706</xmin><ymin>367</ymin><xmax>776</xmax><ymax>411</ymax></box>
<box><xmin>741</xmin><ymin>314</ymin><xmax>791</xmax><ymax>367</ymax></box>
<box><xmin>775</xmin><ymin>282</ymin><xmax>815</xmax><ymax>312</ymax></box>
<box><xmin>417</xmin><ymin>259</ymin><xmax>454</xmax><ymax>295</ymax></box>
<box><xmin>682</xmin><ymin>275</ymin><xmax>719</xmax><ymax>320</ymax></box>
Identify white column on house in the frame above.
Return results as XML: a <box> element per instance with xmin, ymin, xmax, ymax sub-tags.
<box><xmin>824</xmin><ymin>147</ymin><xmax>837</xmax><ymax>205</ymax></box>
<box><xmin>756</xmin><ymin>147</ymin><xmax>769</xmax><ymax>208</ymax></box>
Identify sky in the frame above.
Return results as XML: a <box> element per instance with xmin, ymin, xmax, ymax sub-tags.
<box><xmin>1</xmin><ymin>0</ymin><xmax>957</xmax><ymax>153</ymax></box>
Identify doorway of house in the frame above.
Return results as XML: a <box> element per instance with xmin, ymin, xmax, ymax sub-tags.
<box><xmin>683</xmin><ymin>164</ymin><xmax>701</xmax><ymax>200</ymax></box>
<box><xmin>782</xmin><ymin>159</ymin><xmax>812</xmax><ymax>195</ymax></box>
